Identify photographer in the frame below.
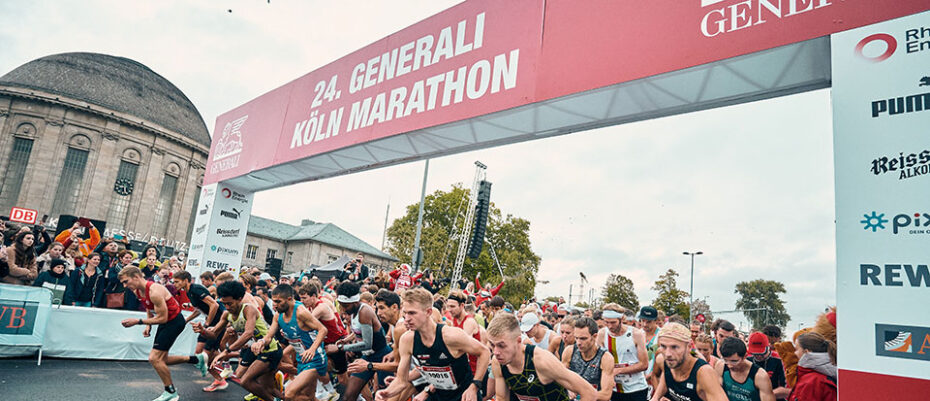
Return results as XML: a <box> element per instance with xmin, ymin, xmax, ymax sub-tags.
<box><xmin>54</xmin><ymin>220</ymin><xmax>101</xmax><ymax>257</ymax></box>
<box><xmin>341</xmin><ymin>253</ymin><xmax>369</xmax><ymax>283</ymax></box>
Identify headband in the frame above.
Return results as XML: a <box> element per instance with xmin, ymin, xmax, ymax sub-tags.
<box><xmin>601</xmin><ymin>310</ymin><xmax>623</xmax><ymax>319</ymax></box>
<box><xmin>337</xmin><ymin>294</ymin><xmax>361</xmax><ymax>303</ymax></box>
<box><xmin>448</xmin><ymin>294</ymin><xmax>467</xmax><ymax>304</ymax></box>
<box><xmin>658</xmin><ymin>322</ymin><xmax>692</xmax><ymax>343</ymax></box>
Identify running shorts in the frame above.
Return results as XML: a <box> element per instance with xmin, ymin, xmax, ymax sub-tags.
<box><xmin>241</xmin><ymin>346</ymin><xmax>283</xmax><ymax>372</ymax></box>
<box><xmin>153</xmin><ymin>314</ymin><xmax>186</xmax><ymax>351</ymax></box>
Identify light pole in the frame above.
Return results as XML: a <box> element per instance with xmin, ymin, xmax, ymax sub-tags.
<box><xmin>683</xmin><ymin>251</ymin><xmax>703</xmax><ymax>322</ymax></box>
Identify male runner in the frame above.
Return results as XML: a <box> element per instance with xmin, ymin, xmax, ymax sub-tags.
<box><xmin>119</xmin><ymin>267</ymin><xmax>207</xmax><ymax>401</ymax></box>
<box><xmin>521</xmin><ymin>312</ymin><xmax>563</xmax><ymax>356</ymax></box>
<box><xmin>376</xmin><ymin>287</ymin><xmax>489</xmax><ymax>401</ymax></box>
<box><xmin>446</xmin><ymin>290</ymin><xmax>483</xmax><ymax>372</ymax></box>
<box><xmin>171</xmin><ymin>270</ymin><xmax>228</xmax><ymax>392</ymax></box>
<box><xmin>337</xmin><ymin>281</ymin><xmax>393</xmax><ymax>401</ymax></box>
<box><xmin>259</xmin><ymin>284</ymin><xmax>328</xmax><ymax>401</ymax></box>
<box><xmin>298</xmin><ymin>282</ymin><xmax>345</xmax><ymax>399</ymax></box>
<box><xmin>561</xmin><ymin>317</ymin><xmax>614</xmax><ymax>401</ymax></box>
<box><xmin>649</xmin><ymin>323</ymin><xmax>727</xmax><ymax>401</ymax></box>
<box><xmin>597</xmin><ymin>304</ymin><xmax>649</xmax><ymax>401</ymax></box>
<box><xmin>715</xmin><ymin>337</ymin><xmax>775</xmax><ymax>401</ymax></box>
<box><xmin>712</xmin><ymin>320</ymin><xmax>735</xmax><ymax>359</ymax></box>
<box><xmin>746</xmin><ymin>332</ymin><xmax>789</xmax><ymax>400</ymax></box>
<box><xmin>487</xmin><ymin>313</ymin><xmax>596</xmax><ymax>401</ymax></box>
<box><xmin>210</xmin><ymin>280</ymin><xmax>284</xmax><ymax>401</ymax></box>
<box><xmin>637</xmin><ymin>306</ymin><xmax>660</xmax><ymax>388</ymax></box>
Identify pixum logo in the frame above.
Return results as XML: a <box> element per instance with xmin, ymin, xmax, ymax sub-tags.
<box><xmin>870</xmin><ymin>149</ymin><xmax>930</xmax><ymax>181</ymax></box>
<box><xmin>875</xmin><ymin>324</ymin><xmax>930</xmax><ymax>361</ymax></box>
<box><xmin>699</xmin><ymin>0</ymin><xmax>833</xmax><ymax>38</ymax></box>
<box><xmin>211</xmin><ymin>245</ymin><xmax>240</xmax><ymax>256</ymax></box>
<box><xmin>862</xmin><ymin>211</ymin><xmax>930</xmax><ymax>234</ymax></box>
<box><xmin>210</xmin><ymin>115</ymin><xmax>247</xmax><ymax>175</ymax></box>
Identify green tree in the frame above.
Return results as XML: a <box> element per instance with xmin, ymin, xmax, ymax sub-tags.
<box><xmin>651</xmin><ymin>269</ymin><xmax>690</xmax><ymax>318</ymax></box>
<box><xmin>385</xmin><ymin>184</ymin><xmax>541</xmax><ymax>306</ymax></box>
<box><xmin>734</xmin><ymin>279</ymin><xmax>790</xmax><ymax>330</ymax></box>
<box><xmin>690</xmin><ymin>298</ymin><xmax>713</xmax><ymax>326</ymax></box>
<box><xmin>601</xmin><ymin>274</ymin><xmax>639</xmax><ymax>312</ymax></box>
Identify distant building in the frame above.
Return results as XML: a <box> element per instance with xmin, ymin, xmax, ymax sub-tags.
<box><xmin>244</xmin><ymin>215</ymin><xmax>398</xmax><ymax>274</ymax></box>
<box><xmin>0</xmin><ymin>52</ymin><xmax>209</xmax><ymax>249</ymax></box>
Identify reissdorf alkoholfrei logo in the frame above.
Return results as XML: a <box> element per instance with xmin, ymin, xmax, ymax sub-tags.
<box><xmin>870</xmin><ymin>147</ymin><xmax>930</xmax><ymax>181</ymax></box>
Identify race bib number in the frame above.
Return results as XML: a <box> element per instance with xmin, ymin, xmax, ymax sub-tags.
<box><xmin>288</xmin><ymin>338</ymin><xmax>306</xmax><ymax>354</ymax></box>
<box><xmin>614</xmin><ymin>363</ymin><xmax>636</xmax><ymax>385</ymax></box>
<box><xmin>516</xmin><ymin>395</ymin><xmax>541</xmax><ymax>401</ymax></box>
<box><xmin>418</xmin><ymin>366</ymin><xmax>458</xmax><ymax>391</ymax></box>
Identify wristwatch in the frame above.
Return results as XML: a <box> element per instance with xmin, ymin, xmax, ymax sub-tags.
<box><xmin>471</xmin><ymin>379</ymin><xmax>483</xmax><ymax>389</ymax></box>
<box><xmin>138</xmin><ymin>318</ymin><xmax>144</xmax><ymax>325</ymax></box>
<box><xmin>367</xmin><ymin>361</ymin><xmax>374</xmax><ymax>372</ymax></box>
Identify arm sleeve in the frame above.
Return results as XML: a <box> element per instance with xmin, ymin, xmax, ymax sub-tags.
<box><xmin>389</xmin><ymin>269</ymin><xmax>401</xmax><ymax>279</ymax></box>
<box><xmin>87</xmin><ymin>227</ymin><xmax>101</xmax><ymax>249</ymax></box>
<box><xmin>343</xmin><ymin>323</ymin><xmax>374</xmax><ymax>352</ymax></box>
<box><xmin>54</xmin><ymin>229</ymin><xmax>71</xmax><ymax>243</ymax></box>
<box><xmin>35</xmin><ymin>230</ymin><xmax>52</xmax><ymax>255</ymax></box>
<box><xmin>490</xmin><ymin>280</ymin><xmax>505</xmax><ymax>296</ymax></box>
<box><xmin>475</xmin><ymin>276</ymin><xmax>483</xmax><ymax>289</ymax></box>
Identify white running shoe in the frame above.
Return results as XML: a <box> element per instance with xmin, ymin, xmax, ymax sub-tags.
<box><xmin>152</xmin><ymin>391</ymin><xmax>180</xmax><ymax>401</ymax></box>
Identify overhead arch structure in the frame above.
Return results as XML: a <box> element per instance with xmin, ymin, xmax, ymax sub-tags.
<box><xmin>187</xmin><ymin>1</ymin><xmax>930</xmax><ymax>397</ymax></box>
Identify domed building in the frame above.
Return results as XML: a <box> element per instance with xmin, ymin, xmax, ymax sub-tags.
<box><xmin>0</xmin><ymin>52</ymin><xmax>209</xmax><ymax>249</ymax></box>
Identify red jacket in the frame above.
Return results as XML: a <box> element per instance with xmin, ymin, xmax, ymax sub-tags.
<box><xmin>788</xmin><ymin>366</ymin><xmax>837</xmax><ymax>401</ymax></box>
<box><xmin>474</xmin><ymin>277</ymin><xmax>504</xmax><ymax>305</ymax></box>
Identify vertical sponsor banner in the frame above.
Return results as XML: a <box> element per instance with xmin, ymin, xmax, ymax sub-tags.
<box><xmin>185</xmin><ymin>184</ymin><xmax>217</xmax><ymax>280</ymax></box>
<box><xmin>199</xmin><ymin>184</ymin><xmax>253</xmax><ymax>275</ymax></box>
<box><xmin>832</xmin><ymin>10</ymin><xmax>930</xmax><ymax>399</ymax></box>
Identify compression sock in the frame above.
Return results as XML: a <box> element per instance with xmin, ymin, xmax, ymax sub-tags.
<box><xmin>189</xmin><ymin>356</ymin><xmax>199</xmax><ymax>364</ymax></box>
<box><xmin>165</xmin><ymin>384</ymin><xmax>176</xmax><ymax>393</ymax></box>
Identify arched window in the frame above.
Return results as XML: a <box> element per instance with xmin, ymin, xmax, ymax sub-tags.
<box><xmin>50</xmin><ymin>134</ymin><xmax>92</xmax><ymax>217</ymax></box>
<box><xmin>152</xmin><ymin>163</ymin><xmax>181</xmax><ymax>236</ymax></box>
<box><xmin>0</xmin><ymin>123</ymin><xmax>37</xmax><ymax>212</ymax></box>
<box><xmin>106</xmin><ymin>148</ymin><xmax>141</xmax><ymax>229</ymax></box>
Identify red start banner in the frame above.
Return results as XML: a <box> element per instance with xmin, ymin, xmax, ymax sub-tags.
<box><xmin>204</xmin><ymin>0</ymin><xmax>929</xmax><ymax>185</ymax></box>
<box><xmin>9</xmin><ymin>207</ymin><xmax>37</xmax><ymax>225</ymax></box>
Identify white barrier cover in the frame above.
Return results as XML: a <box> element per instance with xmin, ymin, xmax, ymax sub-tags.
<box><xmin>832</xmin><ymin>10</ymin><xmax>930</xmax><ymax>379</ymax></box>
<box><xmin>0</xmin><ymin>283</ymin><xmax>53</xmax><ymax>349</ymax></box>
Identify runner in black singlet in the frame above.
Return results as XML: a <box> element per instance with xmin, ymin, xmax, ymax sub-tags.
<box><xmin>486</xmin><ymin>313</ymin><xmax>596</xmax><ymax>401</ymax></box>
<box><xmin>376</xmin><ymin>288</ymin><xmax>489</xmax><ymax>401</ymax></box>
<box><xmin>651</xmin><ymin>323</ymin><xmax>727</xmax><ymax>401</ymax></box>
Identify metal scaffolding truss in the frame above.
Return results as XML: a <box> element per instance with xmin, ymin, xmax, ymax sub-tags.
<box><xmin>225</xmin><ymin>37</ymin><xmax>831</xmax><ymax>193</ymax></box>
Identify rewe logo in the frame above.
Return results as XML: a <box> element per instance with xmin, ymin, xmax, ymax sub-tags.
<box><xmin>214</xmin><ymin>116</ymin><xmax>247</xmax><ymax>161</ymax></box>
<box><xmin>861</xmin><ymin>211</ymin><xmax>930</xmax><ymax>234</ymax></box>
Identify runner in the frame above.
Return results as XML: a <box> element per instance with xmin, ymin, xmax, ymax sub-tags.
<box><xmin>650</xmin><ymin>323</ymin><xmax>727</xmax><ymax>401</ymax></box>
<box><xmin>447</xmin><ymin>290</ymin><xmax>483</xmax><ymax>372</ymax></box>
<box><xmin>636</xmin><ymin>306</ymin><xmax>660</xmax><ymax>388</ymax></box>
<box><xmin>210</xmin><ymin>280</ymin><xmax>284</xmax><ymax>401</ymax></box>
<box><xmin>336</xmin><ymin>281</ymin><xmax>393</xmax><ymax>401</ymax></box>
<box><xmin>714</xmin><ymin>337</ymin><xmax>775</xmax><ymax>401</ymax></box>
<box><xmin>561</xmin><ymin>317</ymin><xmax>614</xmax><ymax>401</ymax></box>
<box><xmin>557</xmin><ymin>316</ymin><xmax>576</xmax><ymax>359</ymax></box>
<box><xmin>297</xmin><ymin>282</ymin><xmax>346</xmax><ymax>399</ymax></box>
<box><xmin>487</xmin><ymin>313</ymin><xmax>597</xmax><ymax>401</ymax></box>
<box><xmin>597</xmin><ymin>304</ymin><xmax>649</xmax><ymax>401</ymax></box>
<box><xmin>258</xmin><ymin>284</ymin><xmax>329</xmax><ymax>401</ymax></box>
<box><xmin>376</xmin><ymin>287</ymin><xmax>489</xmax><ymax>401</ymax></box>
<box><xmin>118</xmin><ymin>267</ymin><xmax>208</xmax><ymax>401</ymax></box>
<box><xmin>171</xmin><ymin>271</ymin><xmax>229</xmax><ymax>392</ymax></box>
<box><xmin>365</xmin><ymin>289</ymin><xmax>427</xmax><ymax>401</ymax></box>
<box><xmin>746</xmin><ymin>332</ymin><xmax>789</xmax><ymax>401</ymax></box>
<box><xmin>521</xmin><ymin>312</ymin><xmax>564</xmax><ymax>356</ymax></box>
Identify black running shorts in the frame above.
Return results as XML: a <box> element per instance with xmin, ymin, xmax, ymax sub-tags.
<box><xmin>153</xmin><ymin>314</ymin><xmax>186</xmax><ymax>352</ymax></box>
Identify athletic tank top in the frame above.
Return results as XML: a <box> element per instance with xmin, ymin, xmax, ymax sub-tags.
<box><xmin>605</xmin><ymin>327</ymin><xmax>648</xmax><ymax>393</ymax></box>
<box><xmin>351</xmin><ymin>304</ymin><xmax>388</xmax><ymax>355</ymax></box>
<box><xmin>528</xmin><ymin>329</ymin><xmax>552</xmax><ymax>351</ymax></box>
<box><xmin>451</xmin><ymin>314</ymin><xmax>482</xmax><ymax>372</ymax></box>
<box><xmin>278</xmin><ymin>302</ymin><xmax>324</xmax><ymax>359</ymax></box>
<box><xmin>502</xmin><ymin>345</ymin><xmax>570</xmax><ymax>401</ymax></box>
<box><xmin>137</xmin><ymin>281</ymin><xmax>181</xmax><ymax>321</ymax></box>
<box><xmin>569</xmin><ymin>346</ymin><xmax>606</xmax><ymax>389</ymax></box>
<box><xmin>411</xmin><ymin>324</ymin><xmax>474</xmax><ymax>395</ymax></box>
<box><xmin>644</xmin><ymin>330</ymin><xmax>659</xmax><ymax>376</ymax></box>
<box><xmin>723</xmin><ymin>363</ymin><xmax>762</xmax><ymax>401</ymax></box>
<box><xmin>664</xmin><ymin>357</ymin><xmax>708</xmax><ymax>401</ymax></box>
<box><xmin>314</xmin><ymin>300</ymin><xmax>347</xmax><ymax>344</ymax></box>
<box><xmin>228</xmin><ymin>303</ymin><xmax>278</xmax><ymax>352</ymax></box>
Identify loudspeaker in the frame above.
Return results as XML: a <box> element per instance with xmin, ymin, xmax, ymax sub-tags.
<box><xmin>265</xmin><ymin>257</ymin><xmax>283</xmax><ymax>280</ymax></box>
<box><xmin>467</xmin><ymin>180</ymin><xmax>492</xmax><ymax>259</ymax></box>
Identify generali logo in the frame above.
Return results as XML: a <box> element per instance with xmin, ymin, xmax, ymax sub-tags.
<box><xmin>210</xmin><ymin>115</ymin><xmax>247</xmax><ymax>175</ymax></box>
<box><xmin>700</xmin><ymin>0</ymin><xmax>833</xmax><ymax>38</ymax></box>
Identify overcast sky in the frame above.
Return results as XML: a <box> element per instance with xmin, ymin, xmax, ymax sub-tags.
<box><xmin>0</xmin><ymin>0</ymin><xmax>836</xmax><ymax>333</ymax></box>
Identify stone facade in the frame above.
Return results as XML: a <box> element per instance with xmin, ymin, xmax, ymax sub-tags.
<box><xmin>241</xmin><ymin>234</ymin><xmax>396</xmax><ymax>275</ymax></box>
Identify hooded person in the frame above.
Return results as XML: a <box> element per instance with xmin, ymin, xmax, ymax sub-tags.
<box><xmin>33</xmin><ymin>258</ymin><xmax>73</xmax><ymax>305</ymax></box>
<box><xmin>788</xmin><ymin>332</ymin><xmax>836</xmax><ymax>401</ymax></box>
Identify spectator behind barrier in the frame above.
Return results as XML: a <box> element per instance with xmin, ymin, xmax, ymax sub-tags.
<box><xmin>33</xmin><ymin>258</ymin><xmax>73</xmax><ymax>305</ymax></box>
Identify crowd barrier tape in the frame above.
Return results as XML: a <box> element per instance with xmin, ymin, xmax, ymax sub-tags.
<box><xmin>0</xmin><ymin>284</ymin><xmax>200</xmax><ymax>362</ymax></box>
<box><xmin>0</xmin><ymin>283</ymin><xmax>53</xmax><ymax>364</ymax></box>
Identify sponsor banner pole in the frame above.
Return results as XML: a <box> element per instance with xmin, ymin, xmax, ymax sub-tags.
<box><xmin>831</xmin><ymin>10</ymin><xmax>930</xmax><ymax>399</ymax></box>
<box><xmin>0</xmin><ymin>284</ymin><xmax>54</xmax><ymax>365</ymax></box>
<box><xmin>199</xmin><ymin>183</ymin><xmax>253</xmax><ymax>277</ymax></box>
<box><xmin>186</xmin><ymin>184</ymin><xmax>218</xmax><ymax>282</ymax></box>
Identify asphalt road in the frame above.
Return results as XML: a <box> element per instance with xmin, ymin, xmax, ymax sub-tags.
<box><xmin>0</xmin><ymin>357</ymin><xmax>250</xmax><ymax>401</ymax></box>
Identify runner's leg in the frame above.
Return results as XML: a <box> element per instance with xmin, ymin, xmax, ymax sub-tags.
<box><xmin>286</xmin><ymin>369</ymin><xmax>319</xmax><ymax>401</ymax></box>
<box><xmin>240</xmin><ymin>360</ymin><xmax>280</xmax><ymax>401</ymax></box>
<box><xmin>149</xmin><ymin>349</ymin><xmax>173</xmax><ymax>387</ymax></box>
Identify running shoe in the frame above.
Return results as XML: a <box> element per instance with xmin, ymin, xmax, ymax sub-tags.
<box><xmin>194</xmin><ymin>352</ymin><xmax>208</xmax><ymax>377</ymax></box>
<box><xmin>275</xmin><ymin>371</ymin><xmax>285</xmax><ymax>392</ymax></box>
<box><xmin>203</xmin><ymin>379</ymin><xmax>229</xmax><ymax>392</ymax></box>
<box><xmin>325</xmin><ymin>390</ymin><xmax>340</xmax><ymax>401</ymax></box>
<box><xmin>152</xmin><ymin>391</ymin><xmax>180</xmax><ymax>401</ymax></box>
<box><xmin>220</xmin><ymin>365</ymin><xmax>236</xmax><ymax>379</ymax></box>
<box><xmin>243</xmin><ymin>394</ymin><xmax>259</xmax><ymax>401</ymax></box>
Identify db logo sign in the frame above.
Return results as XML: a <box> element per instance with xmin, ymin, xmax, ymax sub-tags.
<box><xmin>9</xmin><ymin>207</ymin><xmax>37</xmax><ymax>225</ymax></box>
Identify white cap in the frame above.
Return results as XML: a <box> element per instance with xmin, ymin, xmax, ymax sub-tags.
<box><xmin>259</xmin><ymin>273</ymin><xmax>273</xmax><ymax>281</ymax></box>
<box><xmin>558</xmin><ymin>303</ymin><xmax>571</xmax><ymax>312</ymax></box>
<box><xmin>520</xmin><ymin>313</ymin><xmax>540</xmax><ymax>332</ymax></box>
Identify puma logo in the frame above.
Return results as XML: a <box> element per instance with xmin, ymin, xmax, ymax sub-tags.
<box><xmin>920</xmin><ymin>76</ymin><xmax>930</xmax><ymax>87</ymax></box>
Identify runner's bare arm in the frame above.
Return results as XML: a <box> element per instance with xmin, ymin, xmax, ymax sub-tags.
<box><xmin>492</xmin><ymin>360</ymin><xmax>510</xmax><ymax>401</ymax></box>
<box><xmin>560</xmin><ymin>344</ymin><xmax>573</xmax><ymax>369</ymax></box>
<box><xmin>597</xmin><ymin>351</ymin><xmax>616</xmax><ymax>401</ymax></box>
<box><xmin>615</xmin><ymin>329</ymin><xmax>648</xmax><ymax>374</ymax></box>
<box><xmin>376</xmin><ymin>331</ymin><xmax>415</xmax><ymax>401</ymax></box>
<box><xmin>755</xmin><ymin>365</ymin><xmax>776</xmax><ymax>401</ymax></box>
<box><xmin>463</xmin><ymin>316</ymin><xmax>480</xmax><ymax>338</ymax></box>
<box><xmin>228</xmin><ymin>305</ymin><xmax>259</xmax><ymax>352</ymax></box>
<box><xmin>203</xmin><ymin>311</ymin><xmax>229</xmax><ymax>339</ymax></box>
<box><xmin>649</xmin><ymin>355</ymin><xmax>667</xmax><ymax>401</ymax></box>
<box><xmin>547</xmin><ymin>334</ymin><xmax>563</xmax><ymax>355</ymax></box>
<box><xmin>713</xmin><ymin>359</ymin><xmax>724</xmax><ymax>385</ymax></box>
<box><xmin>535</xmin><ymin>346</ymin><xmax>596</xmax><ymax>401</ymax></box>
<box><xmin>444</xmin><ymin>325</ymin><xmax>490</xmax><ymax>381</ymax></box>
<box><xmin>254</xmin><ymin>311</ymin><xmax>281</xmax><ymax>355</ymax></box>
<box><xmin>144</xmin><ymin>285</ymin><xmax>170</xmax><ymax>324</ymax></box>
<box><xmin>696</xmin><ymin>364</ymin><xmax>728</xmax><ymax>401</ymax></box>
<box><xmin>298</xmin><ymin>306</ymin><xmax>327</xmax><ymax>362</ymax></box>
<box><xmin>185</xmin><ymin>309</ymin><xmax>201</xmax><ymax>324</ymax></box>
<box><xmin>202</xmin><ymin>294</ymin><xmax>220</xmax><ymax>326</ymax></box>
